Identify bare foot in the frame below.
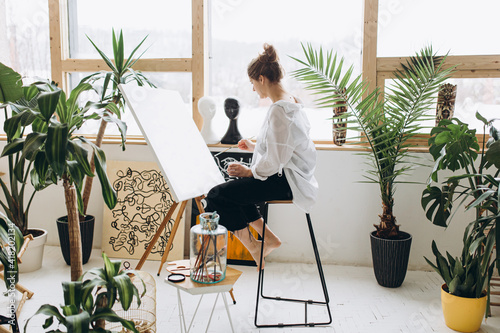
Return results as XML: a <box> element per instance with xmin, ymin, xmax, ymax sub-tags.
<box><xmin>262</xmin><ymin>236</ymin><xmax>281</xmax><ymax>258</ymax></box>
<box><xmin>248</xmin><ymin>238</ymin><xmax>282</xmax><ymax>270</ymax></box>
<box><xmin>247</xmin><ymin>241</ymin><xmax>265</xmax><ymax>271</ymax></box>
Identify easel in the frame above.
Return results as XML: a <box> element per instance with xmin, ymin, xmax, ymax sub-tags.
<box><xmin>135</xmin><ymin>196</ymin><xmax>236</xmax><ymax>303</ymax></box>
<box><xmin>135</xmin><ymin>196</ymin><xmax>203</xmax><ymax>274</ymax></box>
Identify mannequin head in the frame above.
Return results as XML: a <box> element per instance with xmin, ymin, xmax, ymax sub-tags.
<box><xmin>224</xmin><ymin>97</ymin><xmax>241</xmax><ymax>120</ymax></box>
<box><xmin>198</xmin><ymin>96</ymin><xmax>217</xmax><ymax>120</ymax></box>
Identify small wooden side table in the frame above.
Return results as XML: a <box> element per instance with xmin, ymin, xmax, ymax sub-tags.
<box><xmin>165</xmin><ymin>265</ymin><xmax>242</xmax><ymax>333</ymax></box>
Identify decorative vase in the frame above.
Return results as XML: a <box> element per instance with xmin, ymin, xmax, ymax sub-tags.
<box><xmin>19</xmin><ymin>228</ymin><xmax>48</xmax><ymax>273</ymax></box>
<box><xmin>190</xmin><ymin>212</ymin><xmax>227</xmax><ymax>284</ymax></box>
<box><xmin>370</xmin><ymin>231</ymin><xmax>412</xmax><ymax>288</ymax></box>
<box><xmin>56</xmin><ymin>215</ymin><xmax>95</xmax><ymax>265</ymax></box>
<box><xmin>441</xmin><ymin>284</ymin><xmax>486</xmax><ymax>332</ymax></box>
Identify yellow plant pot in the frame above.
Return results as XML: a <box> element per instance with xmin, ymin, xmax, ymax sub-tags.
<box><xmin>441</xmin><ymin>284</ymin><xmax>487</xmax><ymax>332</ymax></box>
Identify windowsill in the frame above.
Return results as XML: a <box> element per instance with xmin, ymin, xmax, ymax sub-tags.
<box><xmin>0</xmin><ymin>135</ymin><xmax>432</xmax><ymax>152</ymax></box>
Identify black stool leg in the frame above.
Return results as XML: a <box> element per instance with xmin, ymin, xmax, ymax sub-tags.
<box><xmin>254</xmin><ymin>213</ymin><xmax>332</xmax><ymax>328</ymax></box>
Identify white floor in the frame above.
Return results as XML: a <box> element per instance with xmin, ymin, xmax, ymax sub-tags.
<box><xmin>4</xmin><ymin>246</ymin><xmax>500</xmax><ymax>333</ymax></box>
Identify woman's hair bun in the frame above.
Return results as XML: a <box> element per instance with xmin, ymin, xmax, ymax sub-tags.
<box><xmin>247</xmin><ymin>43</ymin><xmax>284</xmax><ymax>83</ymax></box>
<box><xmin>261</xmin><ymin>43</ymin><xmax>278</xmax><ymax>63</ymax></box>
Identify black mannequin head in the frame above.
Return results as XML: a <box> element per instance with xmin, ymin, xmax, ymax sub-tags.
<box><xmin>224</xmin><ymin>97</ymin><xmax>240</xmax><ymax>120</ymax></box>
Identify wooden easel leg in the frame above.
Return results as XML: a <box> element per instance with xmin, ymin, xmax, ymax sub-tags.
<box><xmin>157</xmin><ymin>200</ymin><xmax>188</xmax><ymax>275</ymax></box>
<box><xmin>16</xmin><ymin>292</ymin><xmax>29</xmax><ymax>318</ymax></box>
<box><xmin>136</xmin><ymin>202</ymin><xmax>179</xmax><ymax>270</ymax></box>
<box><xmin>195</xmin><ymin>195</ymin><xmax>205</xmax><ymax>214</ymax></box>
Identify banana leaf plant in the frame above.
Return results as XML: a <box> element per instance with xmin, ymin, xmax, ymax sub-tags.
<box><xmin>2</xmin><ymin>80</ymin><xmax>125</xmax><ymax>281</ymax></box>
<box><xmin>292</xmin><ymin>44</ymin><xmax>455</xmax><ymax>239</ymax></box>
<box><xmin>78</xmin><ymin>29</ymin><xmax>155</xmax><ymax>216</ymax></box>
<box><xmin>0</xmin><ymin>62</ymin><xmax>50</xmax><ymax>236</ymax></box>
<box><xmin>24</xmin><ymin>253</ymin><xmax>145</xmax><ymax>332</ymax></box>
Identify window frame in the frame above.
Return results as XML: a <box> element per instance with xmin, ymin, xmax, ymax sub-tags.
<box><xmin>20</xmin><ymin>0</ymin><xmax>498</xmax><ymax>150</ymax></box>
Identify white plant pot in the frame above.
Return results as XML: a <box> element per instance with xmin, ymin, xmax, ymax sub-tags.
<box><xmin>19</xmin><ymin>228</ymin><xmax>48</xmax><ymax>273</ymax></box>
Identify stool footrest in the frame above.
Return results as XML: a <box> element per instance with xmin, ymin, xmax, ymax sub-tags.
<box><xmin>261</xmin><ymin>294</ymin><xmax>326</xmax><ymax>305</ymax></box>
<box><xmin>254</xmin><ymin>212</ymin><xmax>332</xmax><ymax>328</ymax></box>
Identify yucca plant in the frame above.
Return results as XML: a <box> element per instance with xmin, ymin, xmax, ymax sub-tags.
<box><xmin>292</xmin><ymin>44</ymin><xmax>455</xmax><ymax>239</ymax></box>
<box><xmin>79</xmin><ymin>29</ymin><xmax>155</xmax><ymax>216</ymax></box>
<box><xmin>2</xmin><ymin>80</ymin><xmax>125</xmax><ymax>281</ymax></box>
<box><xmin>24</xmin><ymin>253</ymin><xmax>144</xmax><ymax>332</ymax></box>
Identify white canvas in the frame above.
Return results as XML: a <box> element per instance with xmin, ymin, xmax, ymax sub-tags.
<box><xmin>119</xmin><ymin>84</ymin><xmax>225</xmax><ymax>202</ymax></box>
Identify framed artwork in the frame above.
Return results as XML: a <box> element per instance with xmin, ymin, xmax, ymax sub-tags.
<box><xmin>102</xmin><ymin>160</ymin><xmax>184</xmax><ymax>261</ymax></box>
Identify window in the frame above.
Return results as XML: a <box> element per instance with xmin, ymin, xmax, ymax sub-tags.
<box><xmin>209</xmin><ymin>0</ymin><xmax>364</xmax><ymax>141</ymax></box>
<box><xmin>1</xmin><ymin>0</ymin><xmax>50</xmax><ymax>79</ymax></box>
<box><xmin>68</xmin><ymin>0</ymin><xmax>192</xmax><ymax>59</ymax></box>
<box><xmin>377</xmin><ymin>0</ymin><xmax>500</xmax><ymax>57</ymax></box>
<box><xmin>448</xmin><ymin>78</ymin><xmax>500</xmax><ymax>130</ymax></box>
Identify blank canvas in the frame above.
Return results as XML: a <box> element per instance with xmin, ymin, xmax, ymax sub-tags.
<box><xmin>119</xmin><ymin>84</ymin><xmax>225</xmax><ymax>202</ymax></box>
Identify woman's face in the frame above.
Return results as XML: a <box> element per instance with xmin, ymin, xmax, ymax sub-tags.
<box><xmin>250</xmin><ymin>77</ymin><xmax>266</xmax><ymax>99</ymax></box>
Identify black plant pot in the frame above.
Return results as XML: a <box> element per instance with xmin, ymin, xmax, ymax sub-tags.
<box><xmin>370</xmin><ymin>230</ymin><xmax>412</xmax><ymax>288</ymax></box>
<box><xmin>56</xmin><ymin>215</ymin><xmax>95</xmax><ymax>265</ymax></box>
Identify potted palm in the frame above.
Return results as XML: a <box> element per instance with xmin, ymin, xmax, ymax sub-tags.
<box><xmin>24</xmin><ymin>253</ymin><xmax>144</xmax><ymax>332</ymax></box>
<box><xmin>422</xmin><ymin>113</ymin><xmax>500</xmax><ymax>329</ymax></box>
<box><xmin>2</xmin><ymin>80</ymin><xmax>125</xmax><ymax>281</ymax></box>
<box><xmin>292</xmin><ymin>45</ymin><xmax>454</xmax><ymax>287</ymax></box>
<box><xmin>0</xmin><ymin>62</ymin><xmax>52</xmax><ymax>272</ymax></box>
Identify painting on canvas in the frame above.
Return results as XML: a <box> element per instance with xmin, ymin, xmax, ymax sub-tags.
<box><xmin>102</xmin><ymin>160</ymin><xmax>184</xmax><ymax>261</ymax></box>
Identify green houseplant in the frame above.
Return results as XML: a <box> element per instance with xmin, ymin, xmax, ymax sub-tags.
<box><xmin>79</xmin><ymin>29</ymin><xmax>155</xmax><ymax>216</ymax></box>
<box><xmin>292</xmin><ymin>44</ymin><xmax>454</xmax><ymax>287</ymax></box>
<box><xmin>24</xmin><ymin>253</ymin><xmax>144</xmax><ymax>332</ymax></box>
<box><xmin>2</xmin><ymin>79</ymin><xmax>125</xmax><ymax>281</ymax></box>
<box><xmin>424</xmin><ymin>224</ymin><xmax>494</xmax><ymax>332</ymax></box>
<box><xmin>0</xmin><ymin>63</ymin><xmax>50</xmax><ymax>236</ymax></box>
<box><xmin>0</xmin><ymin>62</ymin><xmax>53</xmax><ymax>272</ymax></box>
<box><xmin>422</xmin><ymin>113</ymin><xmax>500</xmax><ymax>330</ymax></box>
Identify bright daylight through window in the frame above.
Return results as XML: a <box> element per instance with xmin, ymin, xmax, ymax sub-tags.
<box><xmin>209</xmin><ymin>0</ymin><xmax>363</xmax><ymax>142</ymax></box>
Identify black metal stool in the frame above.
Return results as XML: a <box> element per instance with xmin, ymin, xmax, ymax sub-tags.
<box><xmin>254</xmin><ymin>200</ymin><xmax>332</xmax><ymax>328</ymax></box>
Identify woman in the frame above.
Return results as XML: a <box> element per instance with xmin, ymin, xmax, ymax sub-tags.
<box><xmin>205</xmin><ymin>43</ymin><xmax>318</xmax><ymax>269</ymax></box>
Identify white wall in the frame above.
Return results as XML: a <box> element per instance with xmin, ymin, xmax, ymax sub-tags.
<box><xmin>0</xmin><ymin>142</ymin><xmax>473</xmax><ymax>271</ymax></box>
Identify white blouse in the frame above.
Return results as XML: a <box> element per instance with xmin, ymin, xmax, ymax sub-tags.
<box><xmin>250</xmin><ymin>100</ymin><xmax>318</xmax><ymax>213</ymax></box>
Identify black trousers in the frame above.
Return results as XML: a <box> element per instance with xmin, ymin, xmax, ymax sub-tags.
<box><xmin>205</xmin><ymin>174</ymin><xmax>293</xmax><ymax>231</ymax></box>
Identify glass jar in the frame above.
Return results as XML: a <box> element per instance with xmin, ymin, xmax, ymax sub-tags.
<box><xmin>190</xmin><ymin>212</ymin><xmax>227</xmax><ymax>284</ymax></box>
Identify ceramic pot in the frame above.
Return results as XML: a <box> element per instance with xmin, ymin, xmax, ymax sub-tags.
<box><xmin>56</xmin><ymin>215</ymin><xmax>95</xmax><ymax>265</ymax></box>
<box><xmin>441</xmin><ymin>284</ymin><xmax>486</xmax><ymax>332</ymax></box>
<box><xmin>370</xmin><ymin>231</ymin><xmax>412</xmax><ymax>288</ymax></box>
<box><xmin>19</xmin><ymin>228</ymin><xmax>48</xmax><ymax>273</ymax></box>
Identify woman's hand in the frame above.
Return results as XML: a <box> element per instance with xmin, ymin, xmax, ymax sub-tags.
<box><xmin>238</xmin><ymin>139</ymin><xmax>255</xmax><ymax>152</ymax></box>
<box><xmin>227</xmin><ymin>163</ymin><xmax>253</xmax><ymax>178</ymax></box>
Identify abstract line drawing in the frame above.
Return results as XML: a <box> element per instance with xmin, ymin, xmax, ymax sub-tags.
<box><xmin>103</xmin><ymin>160</ymin><xmax>184</xmax><ymax>261</ymax></box>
